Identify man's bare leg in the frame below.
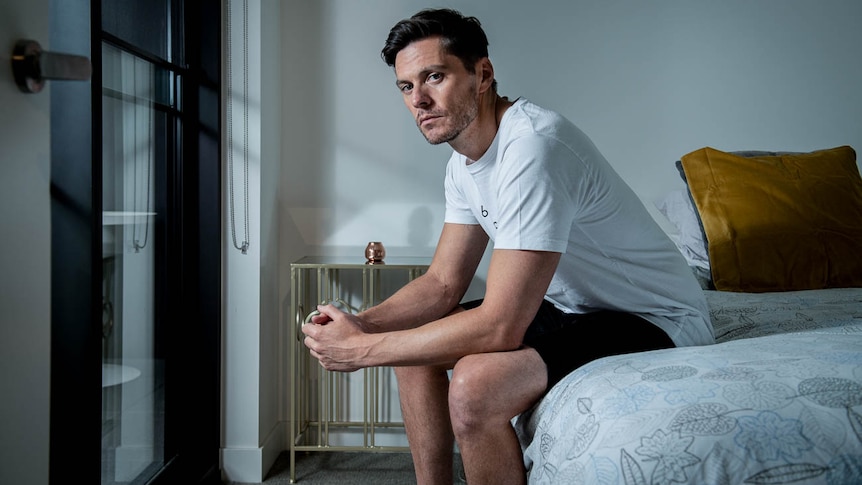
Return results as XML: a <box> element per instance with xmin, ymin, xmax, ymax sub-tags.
<box><xmin>395</xmin><ymin>364</ymin><xmax>455</xmax><ymax>485</ymax></box>
<box><xmin>448</xmin><ymin>348</ymin><xmax>548</xmax><ymax>485</ymax></box>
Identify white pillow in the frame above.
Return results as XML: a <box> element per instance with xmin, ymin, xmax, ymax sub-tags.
<box><xmin>655</xmin><ymin>189</ymin><xmax>710</xmax><ymax>271</ymax></box>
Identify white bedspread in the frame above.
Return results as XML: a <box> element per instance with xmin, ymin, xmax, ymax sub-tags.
<box><xmin>515</xmin><ymin>288</ymin><xmax>862</xmax><ymax>485</ymax></box>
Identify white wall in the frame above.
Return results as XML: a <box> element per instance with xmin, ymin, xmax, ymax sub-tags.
<box><xmin>0</xmin><ymin>1</ymin><xmax>51</xmax><ymax>484</ymax></box>
<box><xmin>221</xmin><ymin>0</ymin><xmax>285</xmax><ymax>481</ymax></box>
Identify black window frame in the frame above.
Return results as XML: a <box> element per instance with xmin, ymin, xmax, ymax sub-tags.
<box><xmin>48</xmin><ymin>1</ymin><xmax>222</xmax><ymax>483</ymax></box>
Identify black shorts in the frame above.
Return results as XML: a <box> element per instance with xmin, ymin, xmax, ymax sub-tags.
<box><xmin>460</xmin><ymin>299</ymin><xmax>675</xmax><ymax>390</ymax></box>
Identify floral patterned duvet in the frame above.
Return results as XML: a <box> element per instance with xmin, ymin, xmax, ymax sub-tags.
<box><xmin>515</xmin><ymin>288</ymin><xmax>862</xmax><ymax>484</ymax></box>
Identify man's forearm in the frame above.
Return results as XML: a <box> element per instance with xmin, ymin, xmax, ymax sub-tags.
<box><xmin>356</xmin><ymin>222</ymin><xmax>487</xmax><ymax>334</ymax></box>
<box><xmin>358</xmin><ymin>270</ymin><xmax>465</xmax><ymax>333</ymax></box>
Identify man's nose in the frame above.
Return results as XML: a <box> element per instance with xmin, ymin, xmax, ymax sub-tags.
<box><xmin>411</xmin><ymin>86</ymin><xmax>430</xmax><ymax>108</ymax></box>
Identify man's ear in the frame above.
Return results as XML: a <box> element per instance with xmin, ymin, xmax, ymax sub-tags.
<box><xmin>476</xmin><ymin>58</ymin><xmax>495</xmax><ymax>94</ymax></box>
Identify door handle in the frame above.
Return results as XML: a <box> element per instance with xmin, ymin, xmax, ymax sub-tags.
<box><xmin>11</xmin><ymin>39</ymin><xmax>92</xmax><ymax>94</ymax></box>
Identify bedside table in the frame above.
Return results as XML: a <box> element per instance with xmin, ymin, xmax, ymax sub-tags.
<box><xmin>288</xmin><ymin>256</ymin><xmax>431</xmax><ymax>482</ymax></box>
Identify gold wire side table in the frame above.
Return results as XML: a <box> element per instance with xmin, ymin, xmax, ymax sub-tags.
<box><xmin>288</xmin><ymin>256</ymin><xmax>431</xmax><ymax>483</ymax></box>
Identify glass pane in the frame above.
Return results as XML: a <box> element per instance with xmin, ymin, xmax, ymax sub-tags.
<box><xmin>102</xmin><ymin>0</ymin><xmax>182</xmax><ymax>63</ymax></box>
<box><xmin>101</xmin><ymin>43</ymin><xmax>166</xmax><ymax>485</ymax></box>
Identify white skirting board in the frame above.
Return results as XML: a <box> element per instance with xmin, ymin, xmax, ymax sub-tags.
<box><xmin>220</xmin><ymin>421</ymin><xmax>286</xmax><ymax>483</ymax></box>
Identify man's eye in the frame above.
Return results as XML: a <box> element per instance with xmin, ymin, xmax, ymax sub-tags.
<box><xmin>428</xmin><ymin>73</ymin><xmax>442</xmax><ymax>82</ymax></box>
<box><xmin>399</xmin><ymin>84</ymin><xmax>412</xmax><ymax>93</ymax></box>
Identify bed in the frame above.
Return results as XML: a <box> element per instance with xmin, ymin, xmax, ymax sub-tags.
<box><xmin>514</xmin><ymin>146</ymin><xmax>862</xmax><ymax>484</ymax></box>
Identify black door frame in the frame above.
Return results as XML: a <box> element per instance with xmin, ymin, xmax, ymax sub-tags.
<box><xmin>48</xmin><ymin>1</ymin><xmax>221</xmax><ymax>483</ymax></box>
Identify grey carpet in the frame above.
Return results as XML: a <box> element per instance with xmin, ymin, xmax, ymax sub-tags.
<box><xmin>228</xmin><ymin>451</ymin><xmax>466</xmax><ymax>485</ymax></box>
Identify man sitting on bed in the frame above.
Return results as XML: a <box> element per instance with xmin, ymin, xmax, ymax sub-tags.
<box><xmin>302</xmin><ymin>8</ymin><xmax>715</xmax><ymax>485</ymax></box>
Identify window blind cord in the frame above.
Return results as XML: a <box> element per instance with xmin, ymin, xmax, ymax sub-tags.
<box><xmin>132</xmin><ymin>57</ymin><xmax>152</xmax><ymax>253</ymax></box>
<box><xmin>226</xmin><ymin>0</ymin><xmax>250</xmax><ymax>254</ymax></box>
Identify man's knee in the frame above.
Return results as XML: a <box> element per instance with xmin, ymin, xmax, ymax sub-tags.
<box><xmin>448</xmin><ymin>356</ymin><xmax>495</xmax><ymax>434</ymax></box>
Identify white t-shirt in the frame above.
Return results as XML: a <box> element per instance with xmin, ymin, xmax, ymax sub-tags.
<box><xmin>444</xmin><ymin>98</ymin><xmax>714</xmax><ymax>347</ymax></box>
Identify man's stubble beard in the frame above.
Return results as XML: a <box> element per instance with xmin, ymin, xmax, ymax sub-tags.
<box><xmin>418</xmin><ymin>88</ymin><xmax>479</xmax><ymax>146</ymax></box>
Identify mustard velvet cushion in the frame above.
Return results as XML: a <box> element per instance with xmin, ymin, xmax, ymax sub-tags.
<box><xmin>679</xmin><ymin>146</ymin><xmax>862</xmax><ymax>292</ymax></box>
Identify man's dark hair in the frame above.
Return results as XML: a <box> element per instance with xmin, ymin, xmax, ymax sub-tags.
<box><xmin>381</xmin><ymin>8</ymin><xmax>491</xmax><ymax>77</ymax></box>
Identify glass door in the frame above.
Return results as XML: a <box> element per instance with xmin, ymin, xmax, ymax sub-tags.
<box><xmin>49</xmin><ymin>1</ymin><xmax>220</xmax><ymax>482</ymax></box>
<box><xmin>98</xmin><ymin>1</ymin><xmax>221</xmax><ymax>484</ymax></box>
<box><xmin>100</xmin><ymin>43</ymin><xmax>172</xmax><ymax>485</ymax></box>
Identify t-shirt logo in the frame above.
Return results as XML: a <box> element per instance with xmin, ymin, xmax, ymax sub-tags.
<box><xmin>481</xmin><ymin>205</ymin><xmax>498</xmax><ymax>229</ymax></box>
